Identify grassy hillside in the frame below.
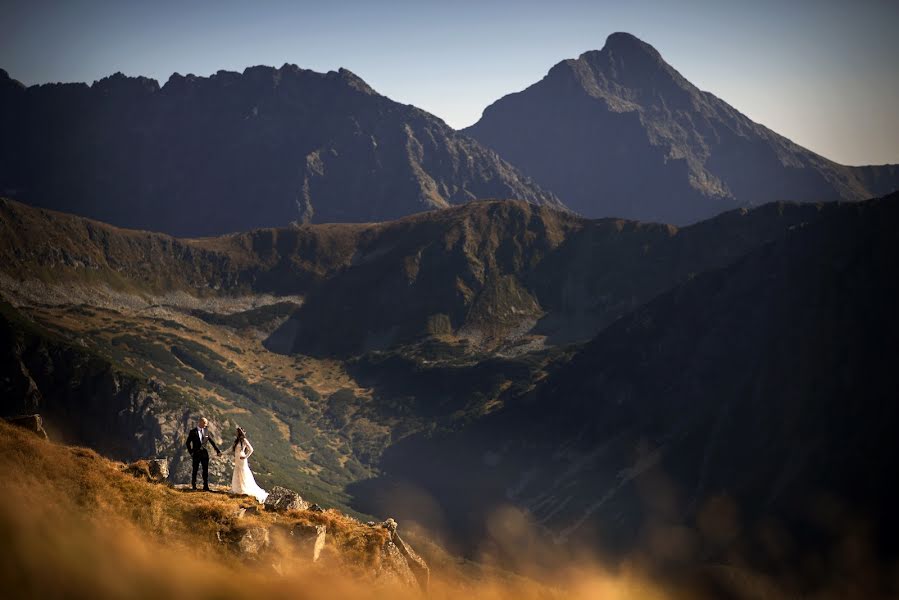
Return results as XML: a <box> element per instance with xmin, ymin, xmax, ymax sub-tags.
<box><xmin>0</xmin><ymin>420</ymin><xmax>689</xmax><ymax>600</ymax></box>
<box><xmin>0</xmin><ymin>419</ymin><xmax>396</xmax><ymax>597</ymax></box>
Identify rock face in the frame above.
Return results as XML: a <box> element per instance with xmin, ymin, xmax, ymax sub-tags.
<box><xmin>0</xmin><ymin>66</ymin><xmax>561</xmax><ymax>237</ymax></box>
<box><xmin>228</xmin><ymin>521</ymin><xmax>325</xmax><ymax>564</ymax></box>
<box><xmin>4</xmin><ymin>414</ymin><xmax>48</xmax><ymax>439</ymax></box>
<box><xmin>465</xmin><ymin>32</ymin><xmax>899</xmax><ymax>224</ymax></box>
<box><xmin>379</xmin><ymin>518</ymin><xmax>429</xmax><ymax>591</ymax></box>
<box><xmin>264</xmin><ymin>486</ymin><xmax>309</xmax><ymax>512</ymax></box>
<box><xmin>377</xmin><ymin>540</ymin><xmax>418</xmax><ymax>589</ymax></box>
<box><xmin>222</xmin><ymin>516</ymin><xmax>424</xmax><ymax>585</ymax></box>
<box><xmin>0</xmin><ymin>300</ymin><xmax>231</xmax><ymax>488</ymax></box>
<box><xmin>0</xmin><ymin>308</ymin><xmax>173</xmax><ymax>458</ymax></box>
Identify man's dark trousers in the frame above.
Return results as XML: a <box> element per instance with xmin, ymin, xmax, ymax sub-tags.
<box><xmin>192</xmin><ymin>448</ymin><xmax>210</xmax><ymax>490</ymax></box>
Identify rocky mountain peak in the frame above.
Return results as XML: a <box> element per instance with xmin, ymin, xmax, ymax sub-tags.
<box><xmin>1</xmin><ymin>61</ymin><xmax>560</xmax><ymax>236</ymax></box>
<box><xmin>575</xmin><ymin>32</ymin><xmax>695</xmax><ymax>101</ymax></box>
<box><xmin>92</xmin><ymin>71</ymin><xmax>160</xmax><ymax>95</ymax></box>
<box><xmin>0</xmin><ymin>68</ymin><xmax>25</xmax><ymax>92</ymax></box>
<box><xmin>465</xmin><ymin>33</ymin><xmax>899</xmax><ymax>224</ymax></box>
<box><xmin>602</xmin><ymin>31</ymin><xmax>664</xmax><ymax>61</ymax></box>
<box><xmin>335</xmin><ymin>67</ymin><xmax>377</xmax><ymax>95</ymax></box>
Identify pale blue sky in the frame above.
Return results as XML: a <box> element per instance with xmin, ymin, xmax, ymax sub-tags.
<box><xmin>2</xmin><ymin>0</ymin><xmax>897</xmax><ymax>165</ymax></box>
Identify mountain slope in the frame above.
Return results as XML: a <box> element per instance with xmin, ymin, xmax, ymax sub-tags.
<box><xmin>1</xmin><ymin>196</ymin><xmax>844</xmax><ymax>358</ymax></box>
<box><xmin>5</xmin><ymin>193</ymin><xmax>898</xmax><ymax>594</ymax></box>
<box><xmin>0</xmin><ymin>419</ymin><xmax>443</xmax><ymax>598</ymax></box>
<box><xmin>0</xmin><ymin>66</ymin><xmax>561</xmax><ymax>236</ymax></box>
<box><xmin>465</xmin><ymin>32</ymin><xmax>899</xmax><ymax>224</ymax></box>
<box><xmin>270</xmin><ymin>198</ymin><xmax>848</xmax><ymax>357</ymax></box>
<box><xmin>353</xmin><ymin>192</ymin><xmax>899</xmax><ymax>580</ymax></box>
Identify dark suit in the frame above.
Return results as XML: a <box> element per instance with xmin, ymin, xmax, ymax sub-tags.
<box><xmin>186</xmin><ymin>427</ymin><xmax>221</xmax><ymax>490</ymax></box>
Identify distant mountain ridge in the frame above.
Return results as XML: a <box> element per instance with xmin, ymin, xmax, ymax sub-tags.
<box><xmin>465</xmin><ymin>32</ymin><xmax>899</xmax><ymax>224</ymax></box>
<box><xmin>0</xmin><ymin>196</ymin><xmax>844</xmax><ymax>357</ymax></box>
<box><xmin>0</xmin><ymin>65</ymin><xmax>561</xmax><ymax>236</ymax></box>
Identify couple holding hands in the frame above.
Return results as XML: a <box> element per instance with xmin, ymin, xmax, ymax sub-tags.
<box><xmin>186</xmin><ymin>417</ymin><xmax>268</xmax><ymax>503</ymax></box>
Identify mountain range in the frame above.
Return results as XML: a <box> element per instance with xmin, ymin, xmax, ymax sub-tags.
<box><xmin>465</xmin><ymin>32</ymin><xmax>899</xmax><ymax>224</ymax></box>
<box><xmin>0</xmin><ymin>65</ymin><xmax>559</xmax><ymax>236</ymax></box>
<box><xmin>3</xmin><ymin>32</ymin><xmax>897</xmax><ymax>234</ymax></box>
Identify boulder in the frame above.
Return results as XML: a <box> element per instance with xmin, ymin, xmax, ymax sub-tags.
<box><xmin>289</xmin><ymin>523</ymin><xmax>327</xmax><ymax>562</ymax></box>
<box><xmin>382</xmin><ymin>518</ymin><xmax>398</xmax><ymax>533</ymax></box>
<box><xmin>124</xmin><ymin>459</ymin><xmax>170</xmax><ymax>483</ymax></box>
<box><xmin>146</xmin><ymin>458</ymin><xmax>169</xmax><ymax>481</ymax></box>
<box><xmin>235</xmin><ymin>526</ymin><xmax>270</xmax><ymax>557</ymax></box>
<box><xmin>264</xmin><ymin>485</ymin><xmax>309</xmax><ymax>512</ymax></box>
<box><xmin>5</xmin><ymin>414</ymin><xmax>49</xmax><ymax>440</ymax></box>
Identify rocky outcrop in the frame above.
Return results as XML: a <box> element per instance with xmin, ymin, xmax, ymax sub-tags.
<box><xmin>218</xmin><ymin>512</ymin><xmax>428</xmax><ymax>589</ymax></box>
<box><xmin>234</xmin><ymin>526</ymin><xmax>270</xmax><ymax>557</ymax></box>
<box><xmin>124</xmin><ymin>458</ymin><xmax>169</xmax><ymax>483</ymax></box>
<box><xmin>285</xmin><ymin>523</ymin><xmax>327</xmax><ymax>562</ymax></box>
<box><xmin>378</xmin><ymin>518</ymin><xmax>429</xmax><ymax>592</ymax></box>
<box><xmin>377</xmin><ymin>539</ymin><xmax>418</xmax><ymax>588</ymax></box>
<box><xmin>4</xmin><ymin>413</ymin><xmax>48</xmax><ymax>439</ymax></box>
<box><xmin>226</xmin><ymin>519</ymin><xmax>327</xmax><ymax>564</ymax></box>
<box><xmin>147</xmin><ymin>458</ymin><xmax>169</xmax><ymax>481</ymax></box>
<box><xmin>264</xmin><ymin>486</ymin><xmax>310</xmax><ymax>512</ymax></box>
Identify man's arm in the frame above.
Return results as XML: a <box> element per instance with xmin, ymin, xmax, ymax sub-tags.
<box><xmin>185</xmin><ymin>430</ymin><xmax>194</xmax><ymax>454</ymax></box>
<box><xmin>209</xmin><ymin>435</ymin><xmax>222</xmax><ymax>455</ymax></box>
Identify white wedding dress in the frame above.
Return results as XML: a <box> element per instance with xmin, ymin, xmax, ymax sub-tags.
<box><xmin>231</xmin><ymin>439</ymin><xmax>268</xmax><ymax>503</ymax></box>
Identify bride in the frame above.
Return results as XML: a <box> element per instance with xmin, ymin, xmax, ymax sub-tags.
<box><xmin>230</xmin><ymin>427</ymin><xmax>268</xmax><ymax>503</ymax></box>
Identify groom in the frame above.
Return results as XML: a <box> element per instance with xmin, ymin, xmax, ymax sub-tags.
<box><xmin>186</xmin><ymin>417</ymin><xmax>222</xmax><ymax>491</ymax></box>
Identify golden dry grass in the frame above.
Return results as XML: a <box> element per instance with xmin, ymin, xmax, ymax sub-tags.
<box><xmin>0</xmin><ymin>420</ymin><xmax>399</xmax><ymax>598</ymax></box>
<box><xmin>0</xmin><ymin>419</ymin><xmax>682</xmax><ymax>600</ymax></box>
<box><xmin>7</xmin><ymin>419</ymin><xmax>883</xmax><ymax>600</ymax></box>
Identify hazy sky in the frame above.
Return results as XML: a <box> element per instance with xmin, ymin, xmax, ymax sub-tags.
<box><xmin>2</xmin><ymin>0</ymin><xmax>897</xmax><ymax>165</ymax></box>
